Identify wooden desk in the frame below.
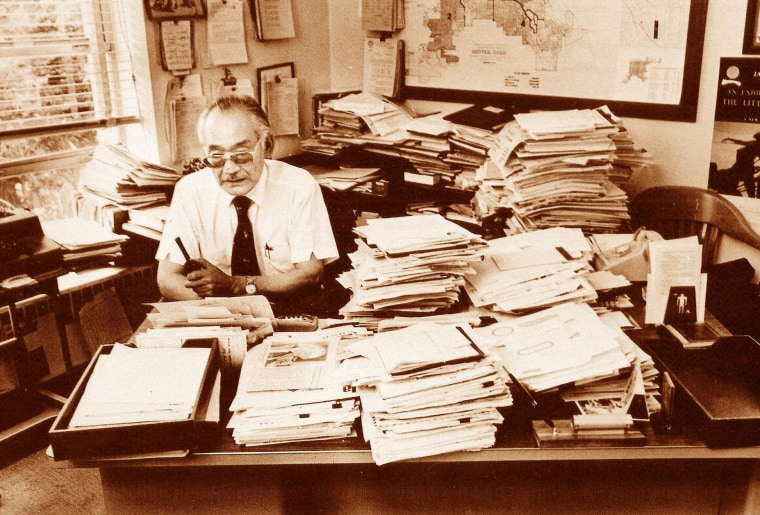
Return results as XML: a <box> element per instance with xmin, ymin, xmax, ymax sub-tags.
<box><xmin>76</xmin><ymin>422</ymin><xmax>760</xmax><ymax>514</ymax></box>
<box><xmin>63</xmin><ymin>320</ymin><xmax>760</xmax><ymax>514</ymax></box>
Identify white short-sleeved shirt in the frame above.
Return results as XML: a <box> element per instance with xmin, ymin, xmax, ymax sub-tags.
<box><xmin>156</xmin><ymin>160</ymin><xmax>339</xmax><ymax>275</ymax></box>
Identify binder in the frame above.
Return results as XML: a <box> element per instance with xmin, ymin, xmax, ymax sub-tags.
<box><xmin>443</xmin><ymin>104</ymin><xmax>514</xmax><ymax>132</ymax></box>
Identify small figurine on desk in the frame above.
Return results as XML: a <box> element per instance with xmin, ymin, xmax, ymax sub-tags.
<box><xmin>155</xmin><ymin>95</ymin><xmax>340</xmax><ymax>316</ymax></box>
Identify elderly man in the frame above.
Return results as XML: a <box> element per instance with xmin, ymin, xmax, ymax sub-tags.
<box><xmin>155</xmin><ymin>95</ymin><xmax>339</xmax><ymax>316</ymax></box>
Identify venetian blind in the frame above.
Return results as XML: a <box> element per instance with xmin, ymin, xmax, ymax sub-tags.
<box><xmin>0</xmin><ymin>0</ymin><xmax>140</xmax><ymax>141</ymax></box>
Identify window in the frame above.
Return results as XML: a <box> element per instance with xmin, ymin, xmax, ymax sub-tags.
<box><xmin>0</xmin><ymin>0</ymin><xmax>140</xmax><ymax>220</ymax></box>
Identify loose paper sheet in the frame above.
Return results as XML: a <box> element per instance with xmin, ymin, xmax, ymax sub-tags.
<box><xmin>207</xmin><ymin>0</ymin><xmax>248</xmax><ymax>66</ymax></box>
<box><xmin>363</xmin><ymin>37</ymin><xmax>400</xmax><ymax>98</ymax></box>
<box><xmin>264</xmin><ymin>77</ymin><xmax>299</xmax><ymax>136</ymax></box>
<box><xmin>160</xmin><ymin>20</ymin><xmax>193</xmax><ymax>74</ymax></box>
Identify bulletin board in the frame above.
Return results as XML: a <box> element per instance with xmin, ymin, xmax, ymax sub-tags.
<box><xmin>399</xmin><ymin>0</ymin><xmax>709</xmax><ymax>122</ymax></box>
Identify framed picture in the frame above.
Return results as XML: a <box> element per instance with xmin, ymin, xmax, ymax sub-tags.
<box><xmin>399</xmin><ymin>0</ymin><xmax>709</xmax><ymax>122</ymax></box>
<box><xmin>745</xmin><ymin>1</ymin><xmax>760</xmax><ymax>54</ymax></box>
<box><xmin>257</xmin><ymin>62</ymin><xmax>295</xmax><ymax>108</ymax></box>
<box><xmin>145</xmin><ymin>0</ymin><xmax>206</xmax><ymax>21</ymax></box>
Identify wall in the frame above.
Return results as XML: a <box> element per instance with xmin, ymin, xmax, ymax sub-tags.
<box><xmin>139</xmin><ymin>0</ymin><xmax>362</xmax><ymax>164</ymax></box>
<box><xmin>623</xmin><ymin>0</ymin><xmax>743</xmax><ymax>197</ymax></box>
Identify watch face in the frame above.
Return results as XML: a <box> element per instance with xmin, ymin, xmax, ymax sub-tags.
<box><xmin>246</xmin><ymin>283</ymin><xmax>256</xmax><ymax>295</ymax></box>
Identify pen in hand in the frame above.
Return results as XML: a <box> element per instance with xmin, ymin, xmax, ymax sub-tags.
<box><xmin>175</xmin><ymin>237</ymin><xmax>204</xmax><ymax>274</ymax></box>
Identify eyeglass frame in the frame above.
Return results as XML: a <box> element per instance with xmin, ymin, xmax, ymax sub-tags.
<box><xmin>202</xmin><ymin>141</ymin><xmax>264</xmax><ymax>169</ymax></box>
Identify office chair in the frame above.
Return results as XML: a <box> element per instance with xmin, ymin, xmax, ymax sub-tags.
<box><xmin>629</xmin><ymin>185</ymin><xmax>760</xmax><ymax>268</ymax></box>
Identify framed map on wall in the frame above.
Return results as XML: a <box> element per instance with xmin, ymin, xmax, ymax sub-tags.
<box><xmin>399</xmin><ymin>0</ymin><xmax>708</xmax><ymax>122</ymax></box>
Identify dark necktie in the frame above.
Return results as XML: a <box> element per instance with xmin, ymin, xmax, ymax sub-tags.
<box><xmin>230</xmin><ymin>196</ymin><xmax>260</xmax><ymax>276</ymax></box>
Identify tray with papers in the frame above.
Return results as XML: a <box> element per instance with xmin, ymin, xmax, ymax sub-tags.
<box><xmin>641</xmin><ymin>335</ymin><xmax>760</xmax><ymax>447</ymax></box>
<box><xmin>48</xmin><ymin>339</ymin><xmax>220</xmax><ymax>460</ymax></box>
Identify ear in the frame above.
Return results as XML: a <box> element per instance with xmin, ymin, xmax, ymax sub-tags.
<box><xmin>264</xmin><ymin>134</ymin><xmax>274</xmax><ymax>158</ymax></box>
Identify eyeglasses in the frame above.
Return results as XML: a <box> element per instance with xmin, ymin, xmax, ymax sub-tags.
<box><xmin>202</xmin><ymin>149</ymin><xmax>258</xmax><ymax>169</ymax></box>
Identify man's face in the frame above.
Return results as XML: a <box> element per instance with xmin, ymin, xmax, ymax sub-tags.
<box><xmin>200</xmin><ymin>108</ymin><xmax>266</xmax><ymax>196</ymax></box>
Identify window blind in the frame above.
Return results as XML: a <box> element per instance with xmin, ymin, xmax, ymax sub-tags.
<box><xmin>0</xmin><ymin>0</ymin><xmax>140</xmax><ymax>142</ymax></box>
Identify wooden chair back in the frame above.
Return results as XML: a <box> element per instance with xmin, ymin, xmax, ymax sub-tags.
<box><xmin>629</xmin><ymin>186</ymin><xmax>760</xmax><ymax>268</ymax></box>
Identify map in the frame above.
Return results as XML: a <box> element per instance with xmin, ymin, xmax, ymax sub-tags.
<box><xmin>401</xmin><ymin>0</ymin><xmax>693</xmax><ymax>105</ymax></box>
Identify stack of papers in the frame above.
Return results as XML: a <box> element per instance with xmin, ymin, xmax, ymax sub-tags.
<box><xmin>123</xmin><ymin>204</ymin><xmax>170</xmax><ymax>240</ymax></box>
<box><xmin>42</xmin><ymin>218</ymin><xmax>129</xmax><ymax>268</ymax></box>
<box><xmin>341</xmin><ymin>322</ymin><xmax>512</xmax><ymax>465</ymax></box>
<box><xmin>141</xmin><ymin>297</ymin><xmax>276</xmax><ymax>368</ymax></box>
<box><xmin>338</xmin><ymin>214</ymin><xmax>487</xmax><ymax>325</ymax></box>
<box><xmin>305</xmin><ymin>164</ymin><xmax>384</xmax><ymax>192</ymax></box>
<box><xmin>462</xmin><ymin>227</ymin><xmax>597</xmax><ymax>314</ymax></box>
<box><xmin>228</xmin><ymin>326</ymin><xmax>372</xmax><ymax>446</ymax></box>
<box><xmin>478</xmin><ymin>302</ymin><xmax>637</xmax><ymax>395</ymax></box>
<box><xmin>68</xmin><ymin>343</ymin><xmax>211</xmax><ymax>428</ymax></box>
<box><xmin>481</xmin><ymin>106</ymin><xmax>647</xmax><ymax>234</ymax></box>
<box><xmin>144</xmin><ymin>297</ymin><xmax>275</xmax><ymax>329</ymax></box>
<box><xmin>77</xmin><ymin>144</ymin><xmax>181</xmax><ymax>209</ymax></box>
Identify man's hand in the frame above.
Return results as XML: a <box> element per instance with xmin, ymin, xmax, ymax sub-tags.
<box><xmin>184</xmin><ymin>258</ymin><xmax>239</xmax><ymax>297</ymax></box>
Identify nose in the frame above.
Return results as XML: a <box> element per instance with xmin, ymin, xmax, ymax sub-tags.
<box><xmin>222</xmin><ymin>158</ymin><xmax>241</xmax><ymax>174</ymax></box>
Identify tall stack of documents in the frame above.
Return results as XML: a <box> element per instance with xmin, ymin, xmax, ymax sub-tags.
<box><xmin>78</xmin><ymin>144</ymin><xmax>181</xmax><ymax>210</ymax></box>
<box><xmin>482</xmin><ymin>106</ymin><xmax>650</xmax><ymax>234</ymax></box>
<box><xmin>228</xmin><ymin>326</ymin><xmax>372</xmax><ymax>446</ymax></box>
<box><xmin>339</xmin><ymin>322</ymin><xmax>512</xmax><ymax>465</ymax></box>
<box><xmin>338</xmin><ymin>214</ymin><xmax>487</xmax><ymax>325</ymax></box>
<box><xmin>462</xmin><ymin>227</ymin><xmax>598</xmax><ymax>314</ymax></box>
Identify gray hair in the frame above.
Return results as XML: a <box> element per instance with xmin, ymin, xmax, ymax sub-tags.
<box><xmin>196</xmin><ymin>95</ymin><xmax>274</xmax><ymax>155</ymax></box>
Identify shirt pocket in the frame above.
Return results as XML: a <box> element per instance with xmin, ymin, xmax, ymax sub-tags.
<box><xmin>264</xmin><ymin>241</ymin><xmax>293</xmax><ymax>273</ymax></box>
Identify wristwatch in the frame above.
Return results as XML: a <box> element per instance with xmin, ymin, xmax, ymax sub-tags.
<box><xmin>245</xmin><ymin>276</ymin><xmax>257</xmax><ymax>295</ymax></box>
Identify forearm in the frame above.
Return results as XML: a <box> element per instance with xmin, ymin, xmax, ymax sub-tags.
<box><xmin>158</xmin><ymin>257</ymin><xmax>324</xmax><ymax>299</ymax></box>
<box><xmin>250</xmin><ymin>267</ymin><xmax>322</xmax><ymax>296</ymax></box>
<box><xmin>157</xmin><ymin>259</ymin><xmax>201</xmax><ymax>301</ymax></box>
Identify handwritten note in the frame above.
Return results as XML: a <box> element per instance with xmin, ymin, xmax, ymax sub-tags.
<box><xmin>264</xmin><ymin>77</ymin><xmax>299</xmax><ymax>136</ymax></box>
<box><xmin>253</xmin><ymin>0</ymin><xmax>295</xmax><ymax>40</ymax></box>
<box><xmin>363</xmin><ymin>37</ymin><xmax>401</xmax><ymax>98</ymax></box>
<box><xmin>160</xmin><ymin>20</ymin><xmax>193</xmax><ymax>74</ymax></box>
<box><xmin>207</xmin><ymin>0</ymin><xmax>248</xmax><ymax>66</ymax></box>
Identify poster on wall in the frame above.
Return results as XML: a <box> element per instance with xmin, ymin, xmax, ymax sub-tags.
<box><xmin>709</xmin><ymin>57</ymin><xmax>760</xmax><ymax>199</ymax></box>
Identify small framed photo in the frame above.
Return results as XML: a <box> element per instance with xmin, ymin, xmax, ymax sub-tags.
<box><xmin>145</xmin><ymin>0</ymin><xmax>206</xmax><ymax>21</ymax></box>
<box><xmin>744</xmin><ymin>0</ymin><xmax>760</xmax><ymax>54</ymax></box>
<box><xmin>257</xmin><ymin>62</ymin><xmax>295</xmax><ymax>107</ymax></box>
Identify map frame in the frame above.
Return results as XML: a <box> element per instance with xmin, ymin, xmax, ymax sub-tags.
<box><xmin>400</xmin><ymin>0</ymin><xmax>709</xmax><ymax>122</ymax></box>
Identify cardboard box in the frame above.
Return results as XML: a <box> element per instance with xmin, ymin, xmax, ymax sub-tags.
<box><xmin>49</xmin><ymin>340</ymin><xmax>220</xmax><ymax>460</ymax></box>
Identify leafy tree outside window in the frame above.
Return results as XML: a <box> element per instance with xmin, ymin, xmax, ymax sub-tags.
<box><xmin>0</xmin><ymin>0</ymin><xmax>139</xmax><ymax>220</ymax></box>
